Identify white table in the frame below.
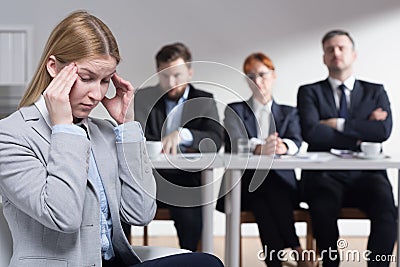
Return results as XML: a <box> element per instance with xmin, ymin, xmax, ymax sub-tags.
<box><xmin>223</xmin><ymin>152</ymin><xmax>400</xmax><ymax>267</ymax></box>
<box><xmin>149</xmin><ymin>153</ymin><xmax>225</xmax><ymax>253</ymax></box>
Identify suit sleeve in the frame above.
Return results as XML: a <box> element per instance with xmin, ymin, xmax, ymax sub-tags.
<box><xmin>297</xmin><ymin>85</ymin><xmax>359</xmax><ymax>150</ymax></box>
<box><xmin>223</xmin><ymin>104</ymin><xmax>248</xmax><ymax>153</ymax></box>
<box><xmin>343</xmin><ymin>85</ymin><xmax>392</xmax><ymax>141</ymax></box>
<box><xmin>134</xmin><ymin>88</ymin><xmax>165</xmax><ymax>142</ymax></box>
<box><xmin>0</xmin><ymin>120</ymin><xmax>90</xmax><ymax>232</ymax></box>
<box><xmin>185</xmin><ymin>96</ymin><xmax>223</xmax><ymax>152</ymax></box>
<box><xmin>280</xmin><ymin>107</ymin><xmax>302</xmax><ymax>149</ymax></box>
<box><xmin>114</xmin><ymin>122</ymin><xmax>156</xmax><ymax>226</ymax></box>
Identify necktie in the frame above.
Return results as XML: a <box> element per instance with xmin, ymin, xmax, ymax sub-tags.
<box><xmin>259</xmin><ymin>107</ymin><xmax>270</xmax><ymax>139</ymax></box>
<box><xmin>338</xmin><ymin>84</ymin><xmax>348</xmax><ymax>119</ymax></box>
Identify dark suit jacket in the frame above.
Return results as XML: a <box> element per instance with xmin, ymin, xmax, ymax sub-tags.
<box><xmin>135</xmin><ymin>84</ymin><xmax>223</xmax><ymax>152</ymax></box>
<box><xmin>297</xmin><ymin>79</ymin><xmax>392</xmax><ymax>152</ymax></box>
<box><xmin>218</xmin><ymin>98</ymin><xmax>302</xmax><ymax>211</ymax></box>
<box><xmin>297</xmin><ymin>78</ymin><xmax>392</xmax><ymax>191</ymax></box>
<box><xmin>134</xmin><ymin>84</ymin><xmax>223</xmax><ymax>188</ymax></box>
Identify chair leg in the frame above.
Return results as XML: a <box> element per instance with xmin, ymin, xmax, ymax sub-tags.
<box><xmin>196</xmin><ymin>238</ymin><xmax>202</xmax><ymax>252</ymax></box>
<box><xmin>306</xmin><ymin>220</ymin><xmax>313</xmax><ymax>251</ymax></box>
<box><xmin>239</xmin><ymin>224</ymin><xmax>242</xmax><ymax>267</ymax></box>
<box><xmin>143</xmin><ymin>225</ymin><xmax>149</xmax><ymax>246</ymax></box>
<box><xmin>122</xmin><ymin>222</ymin><xmax>132</xmax><ymax>245</ymax></box>
<box><xmin>305</xmin><ymin>217</ymin><xmax>318</xmax><ymax>266</ymax></box>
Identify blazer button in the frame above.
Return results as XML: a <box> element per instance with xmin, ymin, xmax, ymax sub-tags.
<box><xmin>145</xmin><ymin>167</ymin><xmax>150</xmax><ymax>173</ymax></box>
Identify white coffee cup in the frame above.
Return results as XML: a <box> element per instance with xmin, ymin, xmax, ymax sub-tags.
<box><xmin>360</xmin><ymin>142</ymin><xmax>381</xmax><ymax>157</ymax></box>
<box><xmin>146</xmin><ymin>141</ymin><xmax>163</xmax><ymax>159</ymax></box>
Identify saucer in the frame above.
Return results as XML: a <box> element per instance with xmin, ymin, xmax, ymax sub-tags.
<box><xmin>356</xmin><ymin>153</ymin><xmax>386</xmax><ymax>159</ymax></box>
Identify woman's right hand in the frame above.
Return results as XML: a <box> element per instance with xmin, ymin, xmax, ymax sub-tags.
<box><xmin>254</xmin><ymin>133</ymin><xmax>287</xmax><ymax>155</ymax></box>
<box><xmin>43</xmin><ymin>63</ymin><xmax>78</xmax><ymax>126</ymax></box>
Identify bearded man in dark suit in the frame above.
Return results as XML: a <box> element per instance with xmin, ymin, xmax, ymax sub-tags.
<box><xmin>132</xmin><ymin>42</ymin><xmax>223</xmax><ymax>252</ymax></box>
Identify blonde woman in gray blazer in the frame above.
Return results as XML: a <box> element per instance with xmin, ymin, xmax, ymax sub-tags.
<box><xmin>0</xmin><ymin>11</ymin><xmax>223</xmax><ymax>267</ymax></box>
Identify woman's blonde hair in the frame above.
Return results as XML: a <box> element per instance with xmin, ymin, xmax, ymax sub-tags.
<box><xmin>18</xmin><ymin>10</ymin><xmax>120</xmax><ymax>108</ymax></box>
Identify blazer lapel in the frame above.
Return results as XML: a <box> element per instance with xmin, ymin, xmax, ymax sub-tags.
<box><xmin>244</xmin><ymin>99</ymin><xmax>257</xmax><ymax>138</ymax></box>
<box><xmin>88</xmin><ymin>120</ymin><xmax>118</xmax><ymax>204</ymax></box>
<box><xmin>271</xmin><ymin>101</ymin><xmax>284</xmax><ymax>135</ymax></box>
<box><xmin>154</xmin><ymin>96</ymin><xmax>167</xmax><ymax>137</ymax></box>
<box><xmin>321</xmin><ymin>79</ymin><xmax>338</xmax><ymax>117</ymax></box>
<box><xmin>180</xmin><ymin>85</ymin><xmax>197</xmax><ymax>128</ymax></box>
<box><xmin>349</xmin><ymin>80</ymin><xmax>362</xmax><ymax>116</ymax></box>
<box><xmin>20</xmin><ymin>105</ymin><xmax>51</xmax><ymax>144</ymax></box>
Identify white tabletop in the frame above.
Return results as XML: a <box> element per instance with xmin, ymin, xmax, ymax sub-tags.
<box><xmin>150</xmin><ymin>151</ymin><xmax>400</xmax><ymax>172</ymax></box>
<box><xmin>224</xmin><ymin>152</ymin><xmax>400</xmax><ymax>170</ymax></box>
<box><xmin>148</xmin><ymin>152</ymin><xmax>400</xmax><ymax>266</ymax></box>
<box><xmin>223</xmin><ymin>152</ymin><xmax>400</xmax><ymax>267</ymax></box>
<box><xmin>148</xmin><ymin>152</ymin><xmax>224</xmax><ymax>253</ymax></box>
<box><xmin>149</xmin><ymin>152</ymin><xmax>225</xmax><ymax>170</ymax></box>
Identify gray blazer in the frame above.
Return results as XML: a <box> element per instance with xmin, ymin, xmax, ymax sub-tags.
<box><xmin>0</xmin><ymin>105</ymin><xmax>157</xmax><ymax>267</ymax></box>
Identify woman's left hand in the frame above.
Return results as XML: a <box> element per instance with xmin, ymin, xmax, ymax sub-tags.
<box><xmin>254</xmin><ymin>133</ymin><xmax>288</xmax><ymax>155</ymax></box>
<box><xmin>102</xmin><ymin>73</ymin><xmax>135</xmax><ymax>124</ymax></box>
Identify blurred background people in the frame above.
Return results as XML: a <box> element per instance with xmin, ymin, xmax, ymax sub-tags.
<box><xmin>133</xmin><ymin>42</ymin><xmax>223</xmax><ymax>251</ymax></box>
<box><xmin>218</xmin><ymin>52</ymin><xmax>312</xmax><ymax>267</ymax></box>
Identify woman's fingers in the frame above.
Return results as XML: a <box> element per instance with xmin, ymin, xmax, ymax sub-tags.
<box><xmin>103</xmin><ymin>73</ymin><xmax>135</xmax><ymax>124</ymax></box>
<box><xmin>43</xmin><ymin>63</ymin><xmax>77</xmax><ymax>125</ymax></box>
<box><xmin>44</xmin><ymin>64</ymin><xmax>76</xmax><ymax>94</ymax></box>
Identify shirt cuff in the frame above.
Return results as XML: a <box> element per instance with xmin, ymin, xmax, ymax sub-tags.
<box><xmin>52</xmin><ymin>124</ymin><xmax>86</xmax><ymax>137</ymax></box>
<box><xmin>249</xmin><ymin>137</ymin><xmax>264</xmax><ymax>152</ymax></box>
<box><xmin>336</xmin><ymin>118</ymin><xmax>345</xmax><ymax>132</ymax></box>
<box><xmin>114</xmin><ymin>121</ymin><xmax>144</xmax><ymax>143</ymax></box>
<box><xmin>282</xmin><ymin>138</ymin><xmax>299</xmax><ymax>155</ymax></box>
<box><xmin>178</xmin><ymin>127</ymin><xmax>193</xmax><ymax>146</ymax></box>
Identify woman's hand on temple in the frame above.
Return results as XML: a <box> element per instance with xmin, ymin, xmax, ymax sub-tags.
<box><xmin>102</xmin><ymin>73</ymin><xmax>135</xmax><ymax>124</ymax></box>
<box><xmin>43</xmin><ymin>63</ymin><xmax>78</xmax><ymax>126</ymax></box>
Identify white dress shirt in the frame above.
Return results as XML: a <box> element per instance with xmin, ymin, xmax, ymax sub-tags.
<box><xmin>328</xmin><ymin>76</ymin><xmax>355</xmax><ymax>132</ymax></box>
<box><xmin>164</xmin><ymin>86</ymin><xmax>193</xmax><ymax>146</ymax></box>
<box><xmin>250</xmin><ymin>97</ymin><xmax>298</xmax><ymax>155</ymax></box>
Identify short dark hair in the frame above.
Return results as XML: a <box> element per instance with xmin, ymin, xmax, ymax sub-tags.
<box><xmin>155</xmin><ymin>42</ymin><xmax>192</xmax><ymax>68</ymax></box>
<box><xmin>322</xmin><ymin>30</ymin><xmax>355</xmax><ymax>48</ymax></box>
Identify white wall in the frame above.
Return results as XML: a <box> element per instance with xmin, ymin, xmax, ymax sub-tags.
<box><xmin>1</xmin><ymin>0</ymin><xmax>400</xmax><ymax>237</ymax></box>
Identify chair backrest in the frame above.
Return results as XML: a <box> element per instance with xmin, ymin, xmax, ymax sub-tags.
<box><xmin>0</xmin><ymin>202</ymin><xmax>13</xmax><ymax>267</ymax></box>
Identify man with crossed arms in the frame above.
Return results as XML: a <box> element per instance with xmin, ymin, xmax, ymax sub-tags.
<box><xmin>297</xmin><ymin>30</ymin><xmax>396</xmax><ymax>267</ymax></box>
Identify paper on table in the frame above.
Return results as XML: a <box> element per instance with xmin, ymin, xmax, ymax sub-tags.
<box><xmin>178</xmin><ymin>153</ymin><xmax>202</xmax><ymax>159</ymax></box>
<box><xmin>330</xmin><ymin>149</ymin><xmax>355</xmax><ymax>158</ymax></box>
<box><xmin>280</xmin><ymin>153</ymin><xmax>319</xmax><ymax>160</ymax></box>
<box><xmin>294</xmin><ymin>153</ymin><xmax>319</xmax><ymax>160</ymax></box>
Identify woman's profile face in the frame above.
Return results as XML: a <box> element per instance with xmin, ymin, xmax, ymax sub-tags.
<box><xmin>69</xmin><ymin>55</ymin><xmax>117</xmax><ymax>120</ymax></box>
